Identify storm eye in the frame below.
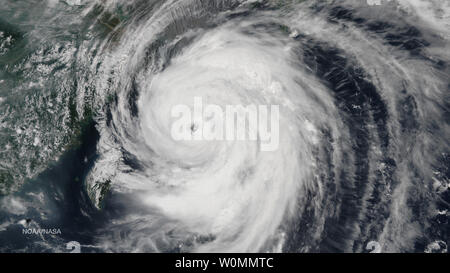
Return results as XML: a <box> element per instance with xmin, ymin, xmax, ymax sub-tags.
<box><xmin>190</xmin><ymin>123</ymin><xmax>198</xmax><ymax>134</ymax></box>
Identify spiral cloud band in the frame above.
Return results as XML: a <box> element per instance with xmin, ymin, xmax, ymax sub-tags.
<box><xmin>79</xmin><ymin>0</ymin><xmax>448</xmax><ymax>253</ymax></box>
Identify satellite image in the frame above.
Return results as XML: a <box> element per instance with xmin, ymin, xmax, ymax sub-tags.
<box><xmin>0</xmin><ymin>0</ymin><xmax>448</xmax><ymax>254</ymax></box>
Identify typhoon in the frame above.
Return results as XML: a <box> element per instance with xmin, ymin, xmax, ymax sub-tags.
<box><xmin>0</xmin><ymin>0</ymin><xmax>449</xmax><ymax>253</ymax></box>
